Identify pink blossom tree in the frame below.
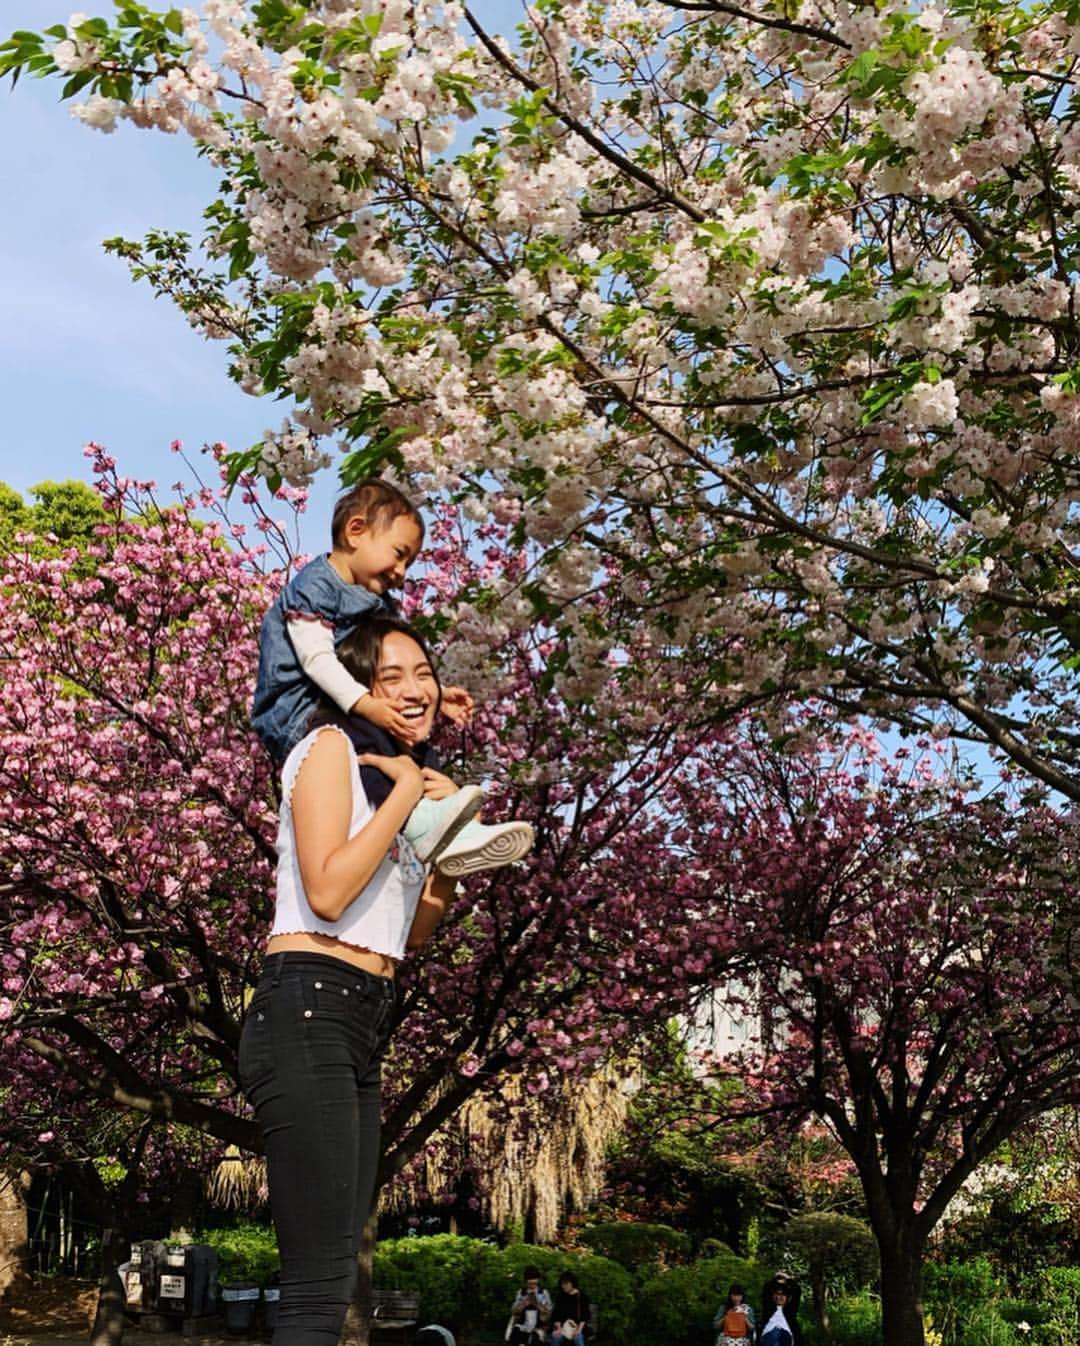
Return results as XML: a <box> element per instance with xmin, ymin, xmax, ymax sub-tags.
<box><xmin>0</xmin><ymin>452</ymin><xmax>750</xmax><ymax>1330</ymax></box>
<box><xmin>655</xmin><ymin>725</ymin><xmax>1080</xmax><ymax>1346</ymax></box>
<box><xmin>5</xmin><ymin>0</ymin><xmax>1080</xmax><ymax>794</ymax></box>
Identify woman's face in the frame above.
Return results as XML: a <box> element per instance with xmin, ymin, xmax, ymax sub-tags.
<box><xmin>371</xmin><ymin>631</ymin><xmax>439</xmax><ymax>742</ymax></box>
<box><xmin>731</xmin><ymin>1292</ymin><xmax>743</xmax><ymax>1304</ymax></box>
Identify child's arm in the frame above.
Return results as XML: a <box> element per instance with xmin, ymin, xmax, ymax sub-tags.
<box><xmin>440</xmin><ymin>685</ymin><xmax>475</xmax><ymax>726</ymax></box>
<box><xmin>288</xmin><ymin>617</ymin><xmax>418</xmax><ymax>743</ymax></box>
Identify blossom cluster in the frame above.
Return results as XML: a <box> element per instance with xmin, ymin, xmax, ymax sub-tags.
<box><xmin>10</xmin><ymin>0</ymin><xmax>1080</xmax><ymax>799</ymax></box>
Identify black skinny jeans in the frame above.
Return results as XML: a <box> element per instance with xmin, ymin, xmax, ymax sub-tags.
<box><xmin>239</xmin><ymin>952</ymin><xmax>397</xmax><ymax>1346</ymax></box>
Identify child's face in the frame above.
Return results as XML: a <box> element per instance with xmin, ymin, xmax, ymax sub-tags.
<box><xmin>340</xmin><ymin>512</ymin><xmax>422</xmax><ymax>592</ymax></box>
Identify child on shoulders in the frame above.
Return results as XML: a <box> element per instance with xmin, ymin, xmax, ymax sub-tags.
<box><xmin>252</xmin><ymin>479</ymin><xmax>533</xmax><ymax>875</ymax></box>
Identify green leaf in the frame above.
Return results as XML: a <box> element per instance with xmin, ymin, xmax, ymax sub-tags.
<box><xmin>61</xmin><ymin>69</ymin><xmax>96</xmax><ymax>97</ymax></box>
<box><xmin>223</xmin><ymin>445</ymin><xmax>264</xmax><ymax>491</ymax></box>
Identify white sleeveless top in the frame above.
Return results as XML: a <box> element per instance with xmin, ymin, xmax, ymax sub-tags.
<box><xmin>271</xmin><ymin>726</ymin><xmax>427</xmax><ymax>959</ymax></box>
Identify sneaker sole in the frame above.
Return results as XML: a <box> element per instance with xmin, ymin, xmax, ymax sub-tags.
<box><xmin>411</xmin><ymin>786</ymin><xmax>486</xmax><ymax>864</ymax></box>
<box><xmin>436</xmin><ymin>823</ymin><xmax>535</xmax><ymax>877</ymax></box>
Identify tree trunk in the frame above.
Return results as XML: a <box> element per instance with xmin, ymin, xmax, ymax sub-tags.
<box><xmin>878</xmin><ymin>1236</ymin><xmax>926</xmax><ymax>1346</ymax></box>
<box><xmin>0</xmin><ymin>1171</ymin><xmax>29</xmax><ymax>1298</ymax></box>
<box><xmin>89</xmin><ymin>1227</ymin><xmax>128</xmax><ymax>1346</ymax></box>
<box><xmin>339</xmin><ymin>1213</ymin><xmax>378</xmax><ymax>1346</ymax></box>
<box><xmin>809</xmin><ymin>1268</ymin><xmax>830</xmax><ymax>1340</ymax></box>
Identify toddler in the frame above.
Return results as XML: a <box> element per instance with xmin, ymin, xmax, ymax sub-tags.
<box><xmin>252</xmin><ymin>479</ymin><xmax>534</xmax><ymax>875</ymax></box>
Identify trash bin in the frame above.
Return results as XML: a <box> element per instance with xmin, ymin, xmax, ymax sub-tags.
<box><xmin>155</xmin><ymin>1244</ymin><xmax>218</xmax><ymax>1319</ymax></box>
<box><xmin>156</xmin><ymin>1246</ymin><xmax>190</xmax><ymax>1316</ymax></box>
<box><xmin>188</xmin><ymin>1245</ymin><xmax>219</xmax><ymax>1317</ymax></box>
<box><xmin>222</xmin><ymin>1282</ymin><xmax>260</xmax><ymax>1334</ymax></box>
<box><xmin>262</xmin><ymin>1284</ymin><xmax>280</xmax><ymax>1336</ymax></box>
<box><xmin>126</xmin><ymin>1240</ymin><xmax>166</xmax><ymax>1313</ymax></box>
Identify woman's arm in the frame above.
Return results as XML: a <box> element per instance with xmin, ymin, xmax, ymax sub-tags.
<box><xmin>292</xmin><ymin>732</ymin><xmax>423</xmax><ymax>922</ymax></box>
<box><xmin>406</xmin><ymin>868</ymin><xmax>458</xmax><ymax>948</ymax></box>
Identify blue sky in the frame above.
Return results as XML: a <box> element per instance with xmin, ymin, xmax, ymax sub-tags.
<box><xmin>1</xmin><ymin>1</ymin><xmax>523</xmax><ymax>548</ymax></box>
<box><xmin>1</xmin><ymin>0</ymin><xmax>340</xmax><ymax>546</ymax></box>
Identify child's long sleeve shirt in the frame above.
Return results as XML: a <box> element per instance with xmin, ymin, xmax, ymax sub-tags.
<box><xmin>251</xmin><ymin>555</ymin><xmax>394</xmax><ymax>763</ymax></box>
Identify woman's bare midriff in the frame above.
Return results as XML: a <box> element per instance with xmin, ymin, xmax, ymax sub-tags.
<box><xmin>266</xmin><ymin>931</ymin><xmax>396</xmax><ymax>978</ymax></box>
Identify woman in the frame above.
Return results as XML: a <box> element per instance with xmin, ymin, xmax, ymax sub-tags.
<box><xmin>506</xmin><ymin>1265</ymin><xmax>552</xmax><ymax>1346</ymax></box>
<box><xmin>240</xmin><ymin>616</ymin><xmax>469</xmax><ymax>1346</ymax></box>
<box><xmin>714</xmin><ymin>1283</ymin><xmax>756</xmax><ymax>1344</ymax></box>
<box><xmin>550</xmin><ymin>1270</ymin><xmax>591</xmax><ymax>1346</ymax></box>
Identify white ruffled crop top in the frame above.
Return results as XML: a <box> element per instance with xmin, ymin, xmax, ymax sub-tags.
<box><xmin>271</xmin><ymin>726</ymin><xmax>427</xmax><ymax>960</ymax></box>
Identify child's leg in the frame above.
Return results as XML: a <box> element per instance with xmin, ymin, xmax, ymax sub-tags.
<box><xmin>434</xmin><ymin>819</ymin><xmax>535</xmax><ymax>876</ymax></box>
<box><xmin>340</xmin><ymin>718</ymin><xmax>484</xmax><ymax>862</ymax></box>
<box><xmin>339</xmin><ymin>718</ymin><xmax>398</xmax><ymax>807</ymax></box>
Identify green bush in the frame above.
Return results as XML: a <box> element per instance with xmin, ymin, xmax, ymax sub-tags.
<box><xmin>473</xmin><ymin>1243</ymin><xmax>634</xmax><ymax>1341</ymax></box>
<box><xmin>998</xmin><ymin>1300</ymin><xmax>1052</xmax><ymax>1327</ymax></box>
<box><xmin>1030</xmin><ymin>1267</ymin><xmax>1080</xmax><ymax>1346</ymax></box>
<box><xmin>198</xmin><ymin>1223</ymin><xmax>279</xmax><ymax>1284</ymax></box>
<box><xmin>921</xmin><ymin>1259</ymin><xmax>996</xmax><ymax>1313</ymax></box>
<box><xmin>636</xmin><ymin>1250</ymin><xmax>763</xmax><ymax>1346</ymax></box>
<box><xmin>577</xmin><ymin>1221</ymin><xmax>691</xmax><ymax>1272</ymax></box>
<box><xmin>700</xmin><ymin>1239</ymin><xmax>737</xmax><ymax>1259</ymax></box>
<box><xmin>801</xmin><ymin>1291</ymin><xmax>882</xmax><ymax>1346</ymax></box>
<box><xmin>377</xmin><ymin>1237</ymin><xmax>634</xmax><ymax>1340</ymax></box>
<box><xmin>780</xmin><ymin>1213</ymin><xmax>879</xmax><ymax>1295</ymax></box>
<box><xmin>375</xmin><ymin>1233</ymin><xmax>502</xmax><ymax>1328</ymax></box>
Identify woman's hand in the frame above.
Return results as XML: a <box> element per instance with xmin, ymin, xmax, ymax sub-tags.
<box><xmin>358</xmin><ymin>752</ymin><xmax>424</xmax><ymax>802</ymax></box>
<box><xmin>420</xmin><ymin>767</ymin><xmax>460</xmax><ymax>801</ymax></box>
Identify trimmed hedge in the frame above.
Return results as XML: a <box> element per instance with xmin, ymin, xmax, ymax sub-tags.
<box><xmin>636</xmin><ymin>1248</ymin><xmax>763</xmax><ymax>1346</ymax></box>
<box><xmin>577</xmin><ymin>1221</ymin><xmax>691</xmax><ymax>1271</ymax></box>
<box><xmin>376</xmin><ymin>1236</ymin><xmax>634</xmax><ymax>1339</ymax></box>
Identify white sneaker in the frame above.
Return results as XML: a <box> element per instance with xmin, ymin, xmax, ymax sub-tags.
<box><xmin>435</xmin><ymin>820</ymin><xmax>535</xmax><ymax>876</ymax></box>
<box><xmin>401</xmin><ymin>786</ymin><xmax>485</xmax><ymax>864</ymax></box>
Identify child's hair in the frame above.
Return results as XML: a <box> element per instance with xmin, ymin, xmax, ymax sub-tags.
<box><xmin>558</xmin><ymin>1271</ymin><xmax>579</xmax><ymax>1290</ymax></box>
<box><xmin>726</xmin><ymin>1284</ymin><xmax>745</xmax><ymax>1308</ymax></box>
<box><xmin>331</xmin><ymin>479</ymin><xmax>424</xmax><ymax>548</ymax></box>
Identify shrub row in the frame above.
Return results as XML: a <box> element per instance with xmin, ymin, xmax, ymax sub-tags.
<box><xmin>194</xmin><ymin>1226</ymin><xmax>1078</xmax><ymax>1346</ymax></box>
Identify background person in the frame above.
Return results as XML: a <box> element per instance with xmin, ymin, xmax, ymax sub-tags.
<box><xmin>550</xmin><ymin>1270</ymin><xmax>592</xmax><ymax>1346</ymax></box>
<box><xmin>714</xmin><ymin>1282</ymin><xmax>756</xmax><ymax>1344</ymax></box>
<box><xmin>507</xmin><ymin>1265</ymin><xmax>552</xmax><ymax>1346</ymax></box>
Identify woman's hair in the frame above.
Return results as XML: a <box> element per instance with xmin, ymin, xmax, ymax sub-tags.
<box><xmin>522</xmin><ymin>1265</ymin><xmax>542</xmax><ymax>1283</ymax></box>
<box><xmin>558</xmin><ymin>1271</ymin><xmax>579</xmax><ymax>1290</ymax></box>
<box><xmin>307</xmin><ymin>615</ymin><xmax>442</xmax><ymax>735</ymax></box>
<box><xmin>726</xmin><ymin>1284</ymin><xmax>745</xmax><ymax>1307</ymax></box>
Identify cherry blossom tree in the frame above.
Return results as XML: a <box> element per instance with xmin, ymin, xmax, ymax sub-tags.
<box><xmin>0</xmin><ymin>451</ymin><xmax>747</xmax><ymax>1325</ymax></box>
<box><xmin>5</xmin><ymin>0</ymin><xmax>1080</xmax><ymax>794</ymax></box>
<box><xmin>656</xmin><ymin>725</ymin><xmax>1080</xmax><ymax>1346</ymax></box>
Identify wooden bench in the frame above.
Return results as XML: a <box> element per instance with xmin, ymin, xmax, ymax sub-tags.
<box><xmin>371</xmin><ymin>1288</ymin><xmax>421</xmax><ymax>1346</ymax></box>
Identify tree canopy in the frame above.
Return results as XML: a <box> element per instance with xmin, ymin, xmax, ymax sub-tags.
<box><xmin>5</xmin><ymin>0</ymin><xmax>1080</xmax><ymax>793</ymax></box>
